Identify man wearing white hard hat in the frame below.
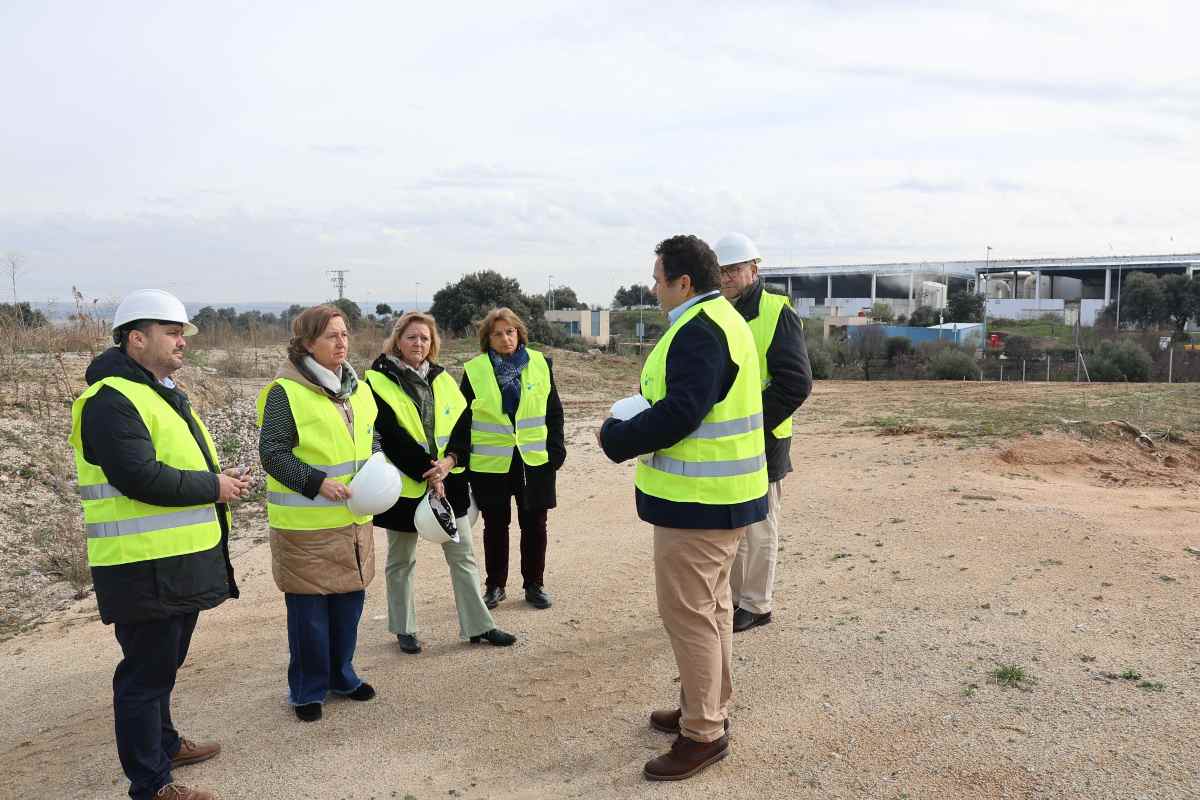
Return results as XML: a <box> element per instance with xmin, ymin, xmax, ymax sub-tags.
<box><xmin>69</xmin><ymin>289</ymin><xmax>251</xmax><ymax>800</ymax></box>
<box><xmin>714</xmin><ymin>233</ymin><xmax>812</xmax><ymax>633</ymax></box>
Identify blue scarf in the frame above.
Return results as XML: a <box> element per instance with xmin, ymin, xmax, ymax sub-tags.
<box><xmin>489</xmin><ymin>345</ymin><xmax>529</xmax><ymax>415</ymax></box>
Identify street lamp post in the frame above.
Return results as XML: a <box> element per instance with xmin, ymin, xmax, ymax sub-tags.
<box><xmin>415</xmin><ymin>281</ymin><xmax>421</xmax><ymax>312</ymax></box>
<box><xmin>547</xmin><ymin>274</ymin><xmax>554</xmax><ymax>311</ymax></box>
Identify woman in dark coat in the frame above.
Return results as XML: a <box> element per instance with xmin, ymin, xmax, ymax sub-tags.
<box><xmin>460</xmin><ymin>307</ymin><xmax>566</xmax><ymax>610</ymax></box>
<box><xmin>365</xmin><ymin>312</ymin><xmax>515</xmax><ymax>654</ymax></box>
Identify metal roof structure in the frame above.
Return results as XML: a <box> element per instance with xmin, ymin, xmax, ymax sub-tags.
<box><xmin>761</xmin><ymin>253</ymin><xmax>1200</xmax><ymax>278</ymax></box>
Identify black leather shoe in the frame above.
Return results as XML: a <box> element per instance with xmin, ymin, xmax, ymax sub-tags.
<box><xmin>525</xmin><ymin>585</ymin><xmax>552</xmax><ymax>609</ymax></box>
<box><xmin>347</xmin><ymin>682</ymin><xmax>376</xmax><ymax>701</ymax></box>
<box><xmin>732</xmin><ymin>608</ymin><xmax>772</xmax><ymax>632</ymax></box>
<box><xmin>469</xmin><ymin>628</ymin><xmax>517</xmax><ymax>646</ymax></box>
<box><xmin>483</xmin><ymin>586</ymin><xmax>505</xmax><ymax>609</ymax></box>
<box><xmin>396</xmin><ymin>633</ymin><xmax>422</xmax><ymax>654</ymax></box>
<box><xmin>294</xmin><ymin>702</ymin><xmax>322</xmax><ymax>722</ymax></box>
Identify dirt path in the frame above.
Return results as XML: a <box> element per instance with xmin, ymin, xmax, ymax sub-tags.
<box><xmin>2</xmin><ymin>383</ymin><xmax>1198</xmax><ymax>799</ymax></box>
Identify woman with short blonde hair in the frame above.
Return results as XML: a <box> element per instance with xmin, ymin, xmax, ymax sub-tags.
<box><xmin>461</xmin><ymin>307</ymin><xmax>565</xmax><ymax>611</ymax></box>
<box><xmin>365</xmin><ymin>313</ymin><xmax>516</xmax><ymax>653</ymax></box>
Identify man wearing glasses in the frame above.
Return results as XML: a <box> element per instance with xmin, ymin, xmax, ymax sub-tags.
<box><xmin>714</xmin><ymin>233</ymin><xmax>812</xmax><ymax>633</ymax></box>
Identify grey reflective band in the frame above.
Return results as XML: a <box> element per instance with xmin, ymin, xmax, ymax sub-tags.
<box><xmin>515</xmin><ymin>416</ymin><xmax>546</xmax><ymax>430</ymax></box>
<box><xmin>86</xmin><ymin>507</ymin><xmax>218</xmax><ymax>538</ymax></box>
<box><xmin>688</xmin><ymin>413</ymin><xmax>764</xmax><ymax>440</ymax></box>
<box><xmin>309</xmin><ymin>460</ymin><xmax>357</xmax><ymax>478</ymax></box>
<box><xmin>472</xmin><ymin>444</ymin><xmax>514</xmax><ymax>457</ymax></box>
<box><xmin>639</xmin><ymin>453</ymin><xmax>766</xmax><ymax>478</ymax></box>
<box><xmin>518</xmin><ymin>441</ymin><xmax>547</xmax><ymax>453</ymax></box>
<box><xmin>471</xmin><ymin>421</ymin><xmax>512</xmax><ymax>436</ymax></box>
<box><xmin>435</xmin><ymin>435</ymin><xmax>451</xmax><ymax>448</ymax></box>
<box><xmin>267</xmin><ymin>492</ymin><xmax>346</xmax><ymax>508</ymax></box>
<box><xmin>79</xmin><ymin>483</ymin><xmax>124</xmax><ymax>501</ymax></box>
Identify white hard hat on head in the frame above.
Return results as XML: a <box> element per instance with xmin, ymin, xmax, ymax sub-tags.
<box><xmin>112</xmin><ymin>289</ymin><xmax>198</xmax><ymax>336</ymax></box>
<box><xmin>713</xmin><ymin>233</ymin><xmax>762</xmax><ymax>268</ymax></box>
<box><xmin>346</xmin><ymin>453</ymin><xmax>403</xmax><ymax>516</ymax></box>
<box><xmin>415</xmin><ymin>491</ymin><xmax>461</xmax><ymax>544</ymax></box>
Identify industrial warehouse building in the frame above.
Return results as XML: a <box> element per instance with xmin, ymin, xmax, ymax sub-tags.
<box><xmin>761</xmin><ymin>253</ymin><xmax>1200</xmax><ymax>327</ymax></box>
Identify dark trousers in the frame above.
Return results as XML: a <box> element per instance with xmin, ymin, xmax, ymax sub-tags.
<box><xmin>284</xmin><ymin>591</ymin><xmax>365</xmax><ymax>705</ymax></box>
<box><xmin>112</xmin><ymin>611</ymin><xmax>198</xmax><ymax>800</ymax></box>
<box><xmin>481</xmin><ymin>503</ymin><xmax>547</xmax><ymax>590</ymax></box>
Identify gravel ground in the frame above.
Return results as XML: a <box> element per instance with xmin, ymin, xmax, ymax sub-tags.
<box><xmin>1</xmin><ymin>380</ymin><xmax>1198</xmax><ymax>799</ymax></box>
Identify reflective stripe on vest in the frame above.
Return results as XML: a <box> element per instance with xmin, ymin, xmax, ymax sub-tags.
<box><xmin>364</xmin><ymin>368</ymin><xmax>466</xmax><ymax>499</ymax></box>
<box><xmin>68</xmin><ymin>376</ymin><xmax>225</xmax><ymax>567</ymax></box>
<box><xmin>463</xmin><ymin>350</ymin><xmax>551</xmax><ymax>473</ymax></box>
<box><xmin>255</xmin><ymin>377</ymin><xmax>378</xmax><ymax>530</ymax></box>
<box><xmin>635</xmin><ymin>296</ymin><xmax>768</xmax><ymax>506</ymax></box>
<box><xmin>747</xmin><ymin>289</ymin><xmax>794</xmax><ymax>439</ymax></box>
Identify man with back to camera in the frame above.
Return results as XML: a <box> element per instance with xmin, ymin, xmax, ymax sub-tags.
<box><xmin>714</xmin><ymin>232</ymin><xmax>812</xmax><ymax>632</ymax></box>
<box><xmin>598</xmin><ymin>235</ymin><xmax>768</xmax><ymax>781</ymax></box>
<box><xmin>68</xmin><ymin>289</ymin><xmax>251</xmax><ymax>800</ymax></box>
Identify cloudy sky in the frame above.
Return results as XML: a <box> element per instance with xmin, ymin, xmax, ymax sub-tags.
<box><xmin>2</xmin><ymin>1</ymin><xmax>1197</xmax><ymax>309</ymax></box>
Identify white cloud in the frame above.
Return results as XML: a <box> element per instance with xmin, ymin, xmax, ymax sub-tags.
<box><xmin>1</xmin><ymin>0</ymin><xmax>1199</xmax><ymax>308</ymax></box>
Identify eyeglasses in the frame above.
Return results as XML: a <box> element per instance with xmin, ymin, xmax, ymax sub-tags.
<box><xmin>719</xmin><ymin>264</ymin><xmax>749</xmax><ymax>277</ymax></box>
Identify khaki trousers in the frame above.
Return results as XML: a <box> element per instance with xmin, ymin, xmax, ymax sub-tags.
<box><xmin>730</xmin><ymin>480</ymin><xmax>783</xmax><ymax>615</ymax></box>
<box><xmin>653</xmin><ymin>524</ymin><xmax>745</xmax><ymax>743</ymax></box>
<box><xmin>385</xmin><ymin>517</ymin><xmax>495</xmax><ymax>640</ymax></box>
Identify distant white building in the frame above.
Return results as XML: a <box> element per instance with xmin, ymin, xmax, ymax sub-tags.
<box><xmin>546</xmin><ymin>309</ymin><xmax>609</xmax><ymax>345</ymax></box>
<box><xmin>761</xmin><ymin>252</ymin><xmax>1200</xmax><ymax>327</ymax></box>
<box><xmin>760</xmin><ymin>262</ymin><xmax>974</xmax><ymax>319</ymax></box>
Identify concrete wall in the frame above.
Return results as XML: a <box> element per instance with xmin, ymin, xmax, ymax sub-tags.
<box><xmin>986</xmin><ymin>298</ymin><xmax>1065</xmax><ymax>320</ymax></box>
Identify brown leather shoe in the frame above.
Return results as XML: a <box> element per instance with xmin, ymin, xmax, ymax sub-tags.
<box><xmin>649</xmin><ymin>708</ymin><xmax>730</xmax><ymax>735</ymax></box>
<box><xmin>170</xmin><ymin>738</ymin><xmax>221</xmax><ymax>769</ymax></box>
<box><xmin>154</xmin><ymin>783</ymin><xmax>221</xmax><ymax>800</ymax></box>
<box><xmin>643</xmin><ymin>734</ymin><xmax>730</xmax><ymax>781</ymax></box>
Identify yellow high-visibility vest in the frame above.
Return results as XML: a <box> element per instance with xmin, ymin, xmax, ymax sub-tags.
<box><xmin>635</xmin><ymin>296</ymin><xmax>767</xmax><ymax>505</ymax></box>
<box><xmin>255</xmin><ymin>378</ymin><xmax>377</xmax><ymax>530</ymax></box>
<box><xmin>364</xmin><ymin>368</ymin><xmax>466</xmax><ymax>498</ymax></box>
<box><xmin>747</xmin><ymin>289</ymin><xmax>794</xmax><ymax>439</ymax></box>
<box><xmin>69</xmin><ymin>377</ymin><xmax>226</xmax><ymax>567</ymax></box>
<box><xmin>463</xmin><ymin>350</ymin><xmax>550</xmax><ymax>473</ymax></box>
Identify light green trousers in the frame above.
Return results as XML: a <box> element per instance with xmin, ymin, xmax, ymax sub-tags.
<box><xmin>385</xmin><ymin>517</ymin><xmax>495</xmax><ymax>639</ymax></box>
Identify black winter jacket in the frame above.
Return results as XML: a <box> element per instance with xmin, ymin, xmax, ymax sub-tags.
<box><xmin>732</xmin><ymin>279</ymin><xmax>813</xmax><ymax>483</ymax></box>
<box><xmin>599</xmin><ymin>293</ymin><xmax>768</xmax><ymax>529</ymax></box>
<box><xmin>368</xmin><ymin>355</ymin><xmax>471</xmax><ymax>531</ymax></box>
<box><xmin>460</xmin><ymin>353</ymin><xmax>566</xmax><ymax>512</ymax></box>
<box><xmin>79</xmin><ymin>348</ymin><xmax>237</xmax><ymax>625</ymax></box>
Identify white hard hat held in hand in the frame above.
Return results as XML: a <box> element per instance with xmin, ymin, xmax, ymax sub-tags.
<box><xmin>112</xmin><ymin>289</ymin><xmax>199</xmax><ymax>336</ymax></box>
<box><xmin>346</xmin><ymin>453</ymin><xmax>403</xmax><ymax>516</ymax></box>
<box><xmin>415</xmin><ymin>491</ymin><xmax>460</xmax><ymax>544</ymax></box>
<box><xmin>713</xmin><ymin>233</ymin><xmax>761</xmax><ymax>268</ymax></box>
<box><xmin>610</xmin><ymin>393</ymin><xmax>651</xmax><ymax>421</ymax></box>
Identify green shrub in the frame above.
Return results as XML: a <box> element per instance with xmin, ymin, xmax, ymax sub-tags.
<box><xmin>1089</xmin><ymin>339</ymin><xmax>1152</xmax><ymax>382</ymax></box>
<box><xmin>929</xmin><ymin>348</ymin><xmax>978</xmax><ymax>380</ymax></box>
<box><xmin>807</xmin><ymin>341</ymin><xmax>833</xmax><ymax>379</ymax></box>
<box><xmin>907</xmin><ymin>305</ymin><xmax>939</xmax><ymax>327</ymax></box>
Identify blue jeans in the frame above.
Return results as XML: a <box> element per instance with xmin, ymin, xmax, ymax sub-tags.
<box><xmin>284</xmin><ymin>591</ymin><xmax>365</xmax><ymax>705</ymax></box>
<box><xmin>112</xmin><ymin>612</ymin><xmax>197</xmax><ymax>800</ymax></box>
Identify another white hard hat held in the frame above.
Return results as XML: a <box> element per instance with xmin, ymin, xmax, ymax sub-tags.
<box><xmin>610</xmin><ymin>393</ymin><xmax>651</xmax><ymax>421</ymax></box>
<box><xmin>415</xmin><ymin>491</ymin><xmax>460</xmax><ymax>544</ymax></box>
<box><xmin>713</xmin><ymin>233</ymin><xmax>762</xmax><ymax>268</ymax></box>
<box><xmin>112</xmin><ymin>289</ymin><xmax>199</xmax><ymax>336</ymax></box>
<box><xmin>346</xmin><ymin>453</ymin><xmax>404</xmax><ymax>517</ymax></box>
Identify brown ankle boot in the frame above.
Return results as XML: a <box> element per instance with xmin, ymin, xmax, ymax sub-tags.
<box><xmin>649</xmin><ymin>708</ymin><xmax>730</xmax><ymax>735</ymax></box>
<box><xmin>154</xmin><ymin>783</ymin><xmax>221</xmax><ymax>800</ymax></box>
<box><xmin>643</xmin><ymin>734</ymin><xmax>730</xmax><ymax>781</ymax></box>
